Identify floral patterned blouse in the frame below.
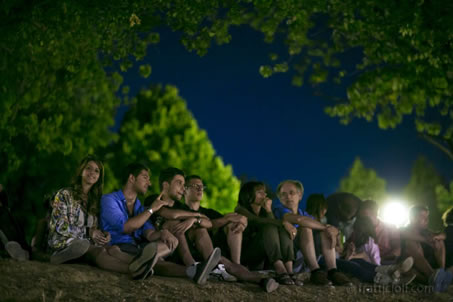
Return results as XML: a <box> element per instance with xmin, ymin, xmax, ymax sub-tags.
<box><xmin>48</xmin><ymin>188</ymin><xmax>97</xmax><ymax>251</ymax></box>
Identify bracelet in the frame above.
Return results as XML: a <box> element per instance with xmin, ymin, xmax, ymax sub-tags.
<box><xmin>148</xmin><ymin>208</ymin><xmax>153</xmax><ymax>215</ymax></box>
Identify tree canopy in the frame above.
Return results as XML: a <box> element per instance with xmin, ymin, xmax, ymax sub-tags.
<box><xmin>2</xmin><ymin>0</ymin><xmax>452</xmax><ymax>236</ymax></box>
<box><xmin>104</xmin><ymin>85</ymin><xmax>240</xmax><ymax>213</ymax></box>
<box><xmin>338</xmin><ymin>157</ymin><xmax>387</xmax><ymax>203</ymax></box>
<box><xmin>404</xmin><ymin>156</ymin><xmax>446</xmax><ymax>230</ymax></box>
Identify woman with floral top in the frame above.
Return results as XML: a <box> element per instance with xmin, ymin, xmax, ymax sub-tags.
<box><xmin>48</xmin><ymin>155</ymin><xmax>129</xmax><ymax>274</ymax></box>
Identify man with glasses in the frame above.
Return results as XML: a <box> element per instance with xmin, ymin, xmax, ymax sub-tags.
<box><xmin>273</xmin><ymin>180</ymin><xmax>351</xmax><ymax>286</ymax></box>
<box><xmin>145</xmin><ymin>169</ymin><xmax>279</xmax><ymax>292</ymax></box>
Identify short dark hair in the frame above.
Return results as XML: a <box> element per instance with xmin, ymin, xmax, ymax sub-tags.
<box><xmin>238</xmin><ymin>181</ymin><xmax>265</xmax><ymax>211</ymax></box>
<box><xmin>122</xmin><ymin>163</ymin><xmax>149</xmax><ymax>185</ymax></box>
<box><xmin>306</xmin><ymin>194</ymin><xmax>328</xmax><ymax>220</ymax></box>
<box><xmin>352</xmin><ymin>215</ymin><xmax>376</xmax><ymax>249</ymax></box>
<box><xmin>442</xmin><ymin>207</ymin><xmax>453</xmax><ymax>226</ymax></box>
<box><xmin>409</xmin><ymin>205</ymin><xmax>429</xmax><ymax>221</ymax></box>
<box><xmin>159</xmin><ymin>167</ymin><xmax>185</xmax><ymax>190</ymax></box>
<box><xmin>185</xmin><ymin>175</ymin><xmax>202</xmax><ymax>184</ymax></box>
<box><xmin>359</xmin><ymin>200</ymin><xmax>379</xmax><ymax>216</ymax></box>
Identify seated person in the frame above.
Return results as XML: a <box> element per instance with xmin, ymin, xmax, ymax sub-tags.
<box><xmin>183</xmin><ymin>175</ymin><xmax>247</xmax><ymax>266</ymax></box>
<box><xmin>339</xmin><ymin>216</ymin><xmax>414</xmax><ymax>285</ymax></box>
<box><xmin>0</xmin><ymin>184</ymin><xmax>29</xmax><ymax>261</ymax></box>
<box><xmin>101</xmin><ymin>163</ymin><xmax>219</xmax><ymax>284</ymax></box>
<box><xmin>400</xmin><ymin>205</ymin><xmax>453</xmax><ymax>292</ymax></box>
<box><xmin>48</xmin><ymin>155</ymin><xmax>131</xmax><ymax>275</ymax></box>
<box><xmin>146</xmin><ymin>169</ymin><xmax>278</xmax><ymax>292</ymax></box>
<box><xmin>442</xmin><ymin>207</ymin><xmax>453</xmax><ymax>271</ymax></box>
<box><xmin>235</xmin><ymin>181</ymin><xmax>299</xmax><ymax>286</ymax></box>
<box><xmin>325</xmin><ymin>192</ymin><xmax>361</xmax><ymax>245</ymax></box>
<box><xmin>273</xmin><ymin>180</ymin><xmax>350</xmax><ymax>286</ymax></box>
<box><xmin>357</xmin><ymin>200</ymin><xmax>401</xmax><ymax>264</ymax></box>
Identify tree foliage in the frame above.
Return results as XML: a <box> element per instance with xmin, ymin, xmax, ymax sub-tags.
<box><xmin>436</xmin><ymin>181</ymin><xmax>453</xmax><ymax>221</ymax></box>
<box><xmin>2</xmin><ymin>0</ymin><xmax>452</xmax><ymax>236</ymax></box>
<box><xmin>404</xmin><ymin>156</ymin><xmax>446</xmax><ymax>230</ymax></box>
<box><xmin>338</xmin><ymin>157</ymin><xmax>387</xmax><ymax>203</ymax></box>
<box><xmin>104</xmin><ymin>85</ymin><xmax>240</xmax><ymax>213</ymax></box>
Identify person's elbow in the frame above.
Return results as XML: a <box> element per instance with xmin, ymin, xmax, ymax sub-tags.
<box><xmin>123</xmin><ymin>222</ymin><xmax>137</xmax><ymax>234</ymax></box>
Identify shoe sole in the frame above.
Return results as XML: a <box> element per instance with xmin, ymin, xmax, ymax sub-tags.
<box><xmin>266</xmin><ymin>278</ymin><xmax>279</xmax><ymax>293</ymax></box>
<box><xmin>50</xmin><ymin>239</ymin><xmax>90</xmax><ymax>264</ymax></box>
<box><xmin>398</xmin><ymin>257</ymin><xmax>414</xmax><ymax>274</ymax></box>
<box><xmin>5</xmin><ymin>242</ymin><xmax>29</xmax><ymax>261</ymax></box>
<box><xmin>196</xmin><ymin>247</ymin><xmax>221</xmax><ymax>285</ymax></box>
<box><xmin>129</xmin><ymin>242</ymin><xmax>158</xmax><ymax>273</ymax></box>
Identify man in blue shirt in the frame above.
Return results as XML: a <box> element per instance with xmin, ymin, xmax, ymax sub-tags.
<box><xmin>101</xmin><ymin>163</ymin><xmax>220</xmax><ymax>284</ymax></box>
<box><xmin>274</xmin><ymin>180</ymin><xmax>351</xmax><ymax>286</ymax></box>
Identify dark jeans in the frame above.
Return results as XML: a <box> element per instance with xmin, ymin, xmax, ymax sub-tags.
<box><xmin>319</xmin><ymin>257</ymin><xmax>377</xmax><ymax>283</ymax></box>
<box><xmin>116</xmin><ymin>242</ymin><xmax>148</xmax><ymax>256</ymax></box>
<box><xmin>242</xmin><ymin>224</ymin><xmax>294</xmax><ymax>270</ymax></box>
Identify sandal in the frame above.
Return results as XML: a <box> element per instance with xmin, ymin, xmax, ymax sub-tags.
<box><xmin>290</xmin><ymin>273</ymin><xmax>304</xmax><ymax>286</ymax></box>
<box><xmin>276</xmin><ymin>273</ymin><xmax>295</xmax><ymax>285</ymax></box>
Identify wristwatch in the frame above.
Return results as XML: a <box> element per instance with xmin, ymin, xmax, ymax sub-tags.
<box><xmin>196</xmin><ymin>217</ymin><xmax>202</xmax><ymax>225</ymax></box>
<box><xmin>148</xmin><ymin>207</ymin><xmax>153</xmax><ymax>215</ymax></box>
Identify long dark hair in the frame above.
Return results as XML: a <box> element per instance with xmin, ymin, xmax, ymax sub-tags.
<box><xmin>306</xmin><ymin>194</ymin><xmax>328</xmax><ymax>221</ymax></box>
<box><xmin>238</xmin><ymin>181</ymin><xmax>265</xmax><ymax>212</ymax></box>
<box><xmin>71</xmin><ymin>155</ymin><xmax>104</xmax><ymax>216</ymax></box>
<box><xmin>352</xmin><ymin>215</ymin><xmax>376</xmax><ymax>249</ymax></box>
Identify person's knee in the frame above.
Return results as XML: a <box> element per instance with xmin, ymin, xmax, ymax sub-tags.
<box><xmin>433</xmin><ymin>240</ymin><xmax>444</xmax><ymax>251</ymax></box>
<box><xmin>224</xmin><ymin>222</ymin><xmax>243</xmax><ymax>235</ymax></box>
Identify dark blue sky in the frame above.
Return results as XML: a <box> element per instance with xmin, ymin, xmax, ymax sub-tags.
<box><xmin>118</xmin><ymin>26</ymin><xmax>453</xmax><ymax>207</ymax></box>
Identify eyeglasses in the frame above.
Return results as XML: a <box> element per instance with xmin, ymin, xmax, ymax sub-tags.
<box><xmin>185</xmin><ymin>184</ymin><xmax>207</xmax><ymax>191</ymax></box>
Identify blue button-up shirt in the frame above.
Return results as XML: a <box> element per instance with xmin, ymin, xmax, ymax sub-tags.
<box><xmin>100</xmin><ymin>190</ymin><xmax>154</xmax><ymax>245</ymax></box>
<box><xmin>273</xmin><ymin>202</ymin><xmax>314</xmax><ymax>228</ymax></box>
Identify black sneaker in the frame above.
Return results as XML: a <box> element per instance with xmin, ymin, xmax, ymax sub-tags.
<box><xmin>328</xmin><ymin>270</ymin><xmax>351</xmax><ymax>286</ymax></box>
<box><xmin>132</xmin><ymin>262</ymin><xmax>155</xmax><ymax>280</ymax></box>
<box><xmin>193</xmin><ymin>247</ymin><xmax>221</xmax><ymax>285</ymax></box>
<box><xmin>310</xmin><ymin>269</ymin><xmax>330</xmax><ymax>285</ymax></box>
<box><xmin>129</xmin><ymin>242</ymin><xmax>158</xmax><ymax>273</ymax></box>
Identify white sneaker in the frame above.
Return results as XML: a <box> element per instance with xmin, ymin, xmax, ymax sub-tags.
<box><xmin>209</xmin><ymin>264</ymin><xmax>237</xmax><ymax>282</ymax></box>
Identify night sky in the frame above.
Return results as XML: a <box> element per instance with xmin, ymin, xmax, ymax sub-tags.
<box><xmin>117</xmin><ymin>26</ymin><xmax>453</xmax><ymax>208</ymax></box>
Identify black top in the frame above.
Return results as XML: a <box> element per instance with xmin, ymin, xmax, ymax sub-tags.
<box><xmin>144</xmin><ymin>194</ymin><xmax>223</xmax><ymax>229</ymax></box>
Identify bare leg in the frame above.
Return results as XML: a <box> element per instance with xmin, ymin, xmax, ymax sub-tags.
<box><xmin>106</xmin><ymin>245</ymin><xmax>134</xmax><ymax>263</ymax></box>
<box><xmin>163</xmin><ymin>220</ymin><xmax>196</xmax><ymax>266</ymax></box>
<box><xmin>174</xmin><ymin>232</ymin><xmax>196</xmax><ymax>266</ymax></box>
<box><xmin>150</xmin><ymin>242</ymin><xmax>173</xmax><ymax>269</ymax></box>
<box><xmin>189</xmin><ymin>228</ymin><xmax>214</xmax><ymax>260</ymax></box>
<box><xmin>405</xmin><ymin>240</ymin><xmax>433</xmax><ymax>283</ymax></box>
<box><xmin>225</xmin><ymin>223</ymin><xmax>243</xmax><ymax>264</ymax></box>
<box><xmin>221</xmin><ymin>256</ymin><xmax>264</xmax><ymax>283</ymax></box>
<box><xmin>85</xmin><ymin>246</ymin><xmax>129</xmax><ymax>274</ymax></box>
<box><xmin>153</xmin><ymin>260</ymin><xmax>188</xmax><ymax>277</ymax></box>
<box><xmin>433</xmin><ymin>240</ymin><xmax>446</xmax><ymax>269</ymax></box>
<box><xmin>274</xmin><ymin>260</ymin><xmax>289</xmax><ymax>274</ymax></box>
<box><xmin>298</xmin><ymin>227</ymin><xmax>319</xmax><ymax>270</ymax></box>
<box><xmin>320</xmin><ymin>230</ymin><xmax>337</xmax><ymax>270</ymax></box>
<box><xmin>284</xmin><ymin>261</ymin><xmax>293</xmax><ymax>274</ymax></box>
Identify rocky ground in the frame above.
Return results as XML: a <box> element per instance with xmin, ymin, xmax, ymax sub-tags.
<box><xmin>1</xmin><ymin>259</ymin><xmax>452</xmax><ymax>302</ymax></box>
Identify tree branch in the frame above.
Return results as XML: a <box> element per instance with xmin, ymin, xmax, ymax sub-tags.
<box><xmin>420</xmin><ymin>133</ymin><xmax>453</xmax><ymax>161</ymax></box>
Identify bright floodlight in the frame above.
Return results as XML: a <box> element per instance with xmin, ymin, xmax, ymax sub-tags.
<box><xmin>380</xmin><ymin>199</ymin><xmax>409</xmax><ymax>228</ymax></box>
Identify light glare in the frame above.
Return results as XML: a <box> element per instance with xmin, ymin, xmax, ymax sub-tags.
<box><xmin>380</xmin><ymin>199</ymin><xmax>409</xmax><ymax>228</ymax></box>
